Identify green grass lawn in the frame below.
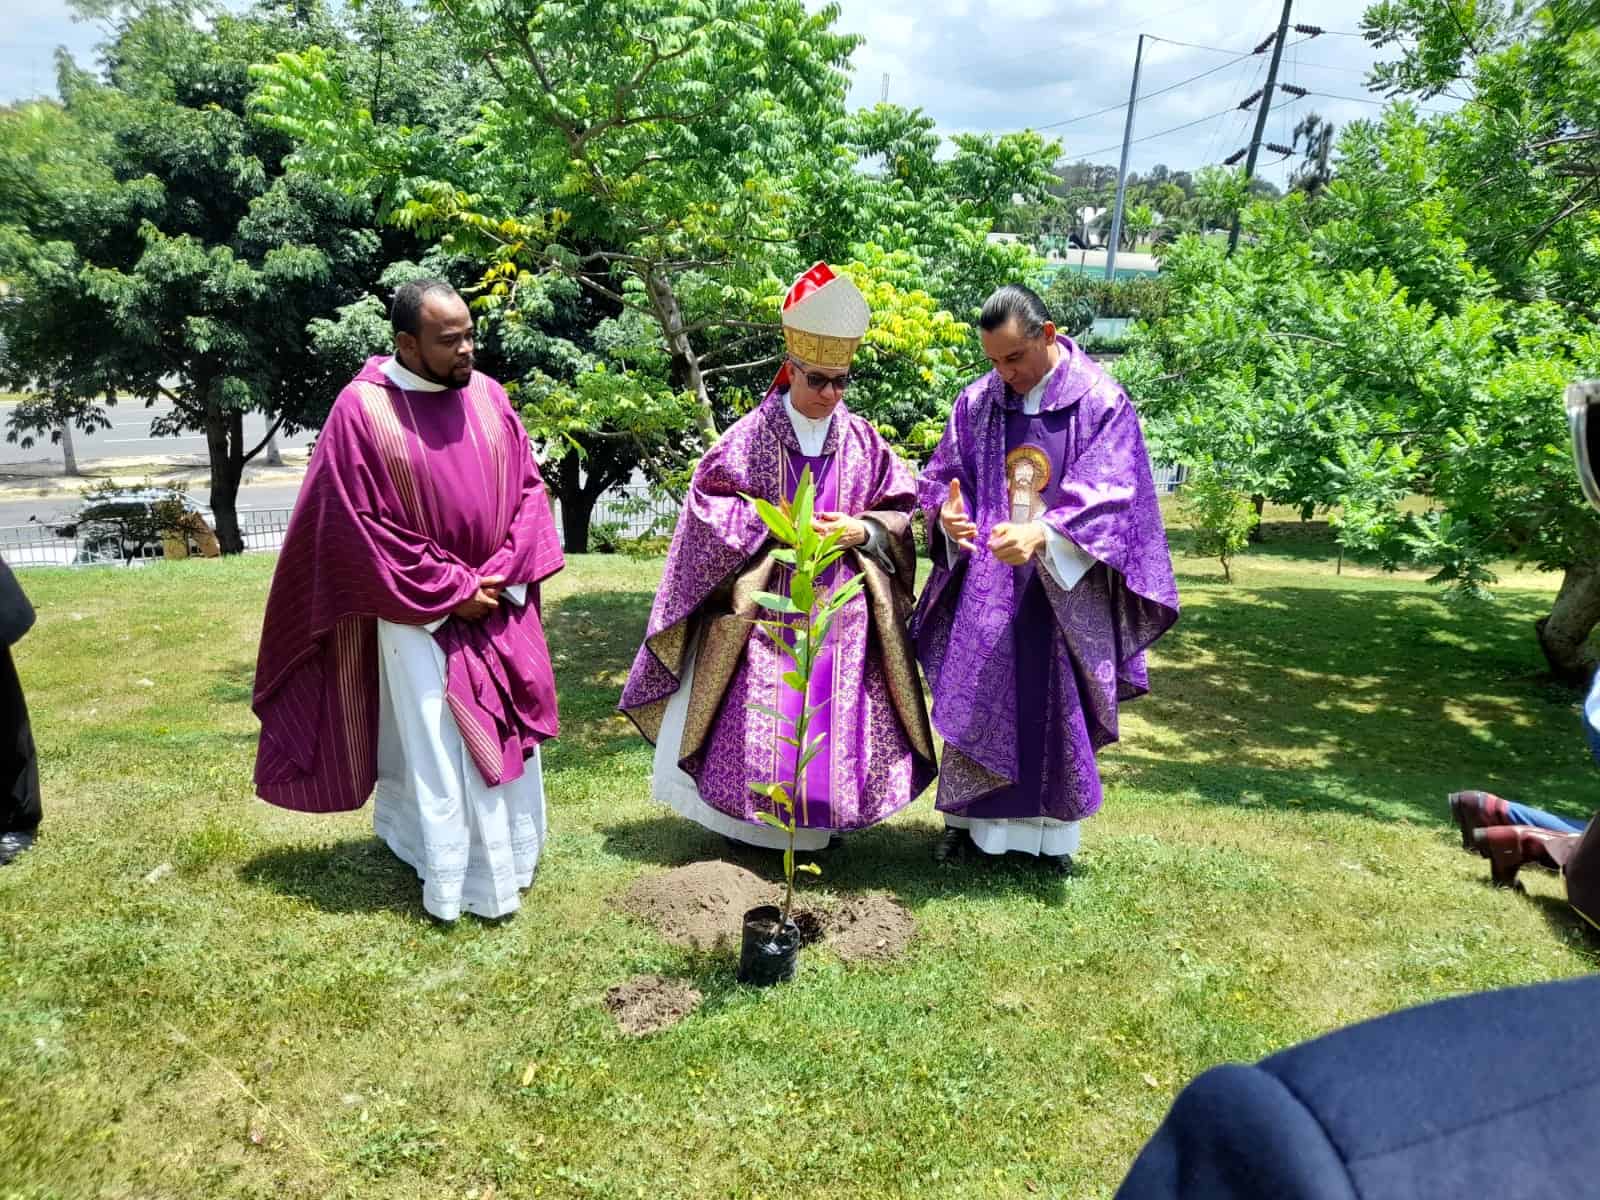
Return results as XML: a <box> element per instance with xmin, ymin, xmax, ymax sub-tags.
<box><xmin>3</xmin><ymin>529</ymin><xmax>1596</xmax><ymax>1200</ymax></box>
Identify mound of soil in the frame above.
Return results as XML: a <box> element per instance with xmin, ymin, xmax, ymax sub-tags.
<box><xmin>621</xmin><ymin>860</ymin><xmax>777</xmax><ymax>951</ymax></box>
<box><xmin>621</xmin><ymin>861</ymin><xmax>916</xmax><ymax>965</ymax></box>
<box><xmin>823</xmin><ymin>895</ymin><xmax>916</xmax><ymax>962</ymax></box>
<box><xmin>604</xmin><ymin>974</ymin><xmax>702</xmax><ymax>1036</ymax></box>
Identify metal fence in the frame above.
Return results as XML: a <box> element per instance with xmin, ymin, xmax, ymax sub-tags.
<box><xmin>572</xmin><ymin>485</ymin><xmax>681</xmax><ymax>540</ymax></box>
<box><xmin>2</xmin><ymin>505</ymin><xmax>297</xmax><ymax>569</ymax></box>
<box><xmin>1154</xmin><ymin>464</ymin><xmax>1187</xmax><ymax>494</ymax></box>
<box><xmin>238</xmin><ymin>507</ymin><xmax>294</xmax><ymax>553</ymax></box>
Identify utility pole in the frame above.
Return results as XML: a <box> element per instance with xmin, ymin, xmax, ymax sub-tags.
<box><xmin>1105</xmin><ymin>34</ymin><xmax>1146</xmax><ymax>281</ymax></box>
<box><xmin>880</xmin><ymin>73</ymin><xmax>890</xmax><ymax>104</ymax></box>
<box><xmin>1229</xmin><ymin>0</ymin><xmax>1294</xmax><ymax>253</ymax></box>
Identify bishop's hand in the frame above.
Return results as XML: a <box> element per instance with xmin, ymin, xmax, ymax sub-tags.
<box><xmin>939</xmin><ymin>479</ymin><xmax>978</xmax><ymax>552</ymax></box>
<box><xmin>813</xmin><ymin>511</ymin><xmax>867</xmax><ymax>549</ymax></box>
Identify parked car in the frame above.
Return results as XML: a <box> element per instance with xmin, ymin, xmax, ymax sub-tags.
<box><xmin>53</xmin><ymin>488</ymin><xmax>220</xmax><ymax>565</ymax></box>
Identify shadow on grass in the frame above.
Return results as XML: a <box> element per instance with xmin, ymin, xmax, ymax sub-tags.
<box><xmin>540</xmin><ymin>586</ymin><xmax>656</xmax><ymax>761</ymax></box>
<box><xmin>211</xmin><ymin>659</ymin><xmax>255</xmax><ymax>706</ymax></box>
<box><xmin>1124</xmin><ymin>582</ymin><xmax>1592</xmax><ymax>828</ymax></box>
<box><xmin>1171</xmin><ymin>519</ymin><xmax>1399</xmax><ymax>569</ymax></box>
<box><xmin>1524</xmin><ymin>890</ymin><xmax>1600</xmax><ymax>962</ymax></box>
<box><xmin>234</xmin><ymin>572</ymin><xmax>1590</xmax><ymax>880</ymax></box>
<box><xmin>238</xmin><ymin>838</ymin><xmax>427</xmax><ymax>916</ymax></box>
<box><xmin>599</xmin><ymin>815</ymin><xmax>1074</xmax><ymax>909</ymax></box>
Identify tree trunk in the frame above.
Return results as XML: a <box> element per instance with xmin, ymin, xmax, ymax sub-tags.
<box><xmin>557</xmin><ymin>449</ymin><xmax>594</xmax><ymax>553</ymax></box>
<box><xmin>205</xmin><ymin>402</ymin><xmax>247</xmax><ymax>555</ymax></box>
<box><xmin>645</xmin><ymin>268</ymin><xmax>718</xmax><ymax>442</ymax></box>
<box><xmin>264</xmin><ymin>431</ymin><xmax>283</xmax><ymax>467</ymax></box>
<box><xmin>1536</xmin><ymin>563</ymin><xmax>1600</xmax><ymax>684</ymax></box>
<box><xmin>554</xmin><ymin>448</ymin><xmax>624</xmax><ymax>554</ymax></box>
<box><xmin>1248</xmin><ymin>493</ymin><xmax>1266</xmax><ymax>543</ymax></box>
<box><xmin>59</xmin><ymin>421</ymin><xmax>79</xmax><ymax>475</ymax></box>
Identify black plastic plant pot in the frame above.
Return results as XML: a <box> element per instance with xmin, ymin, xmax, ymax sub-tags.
<box><xmin>736</xmin><ymin>904</ymin><xmax>800</xmax><ymax>986</ymax></box>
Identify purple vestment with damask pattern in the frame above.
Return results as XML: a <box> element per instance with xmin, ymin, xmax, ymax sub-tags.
<box><xmin>620</xmin><ymin>388</ymin><xmax>936</xmax><ymax>836</ymax></box>
<box><xmin>912</xmin><ymin>337</ymin><xmax>1178</xmax><ymax>824</ymax></box>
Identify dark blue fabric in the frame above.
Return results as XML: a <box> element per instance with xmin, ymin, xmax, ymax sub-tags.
<box><xmin>1118</xmin><ymin>975</ymin><xmax>1600</xmax><ymax>1199</ymax></box>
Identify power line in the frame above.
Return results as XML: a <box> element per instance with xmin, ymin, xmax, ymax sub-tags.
<box><xmin>1147</xmin><ymin>35</ymin><xmax>1262</xmax><ymax>55</ymax></box>
<box><xmin>1035</xmin><ymin>49</ymin><xmax>1253</xmax><ymax>131</ymax></box>
<box><xmin>1289</xmin><ymin>59</ymin><xmax>1370</xmax><ymax>76</ymax></box>
<box><xmin>1203</xmin><ymin>50</ymin><xmax>1269</xmax><ymax>166</ymax></box>
<box><xmin>1282</xmin><ymin>35</ymin><xmax>1296</xmax><ymax>168</ymax></box>
<box><xmin>1206</xmin><ymin>0</ymin><xmax>1284</xmax><ymax>167</ymax></box>
<box><xmin>1151</xmin><ymin>33</ymin><xmax>1368</xmax><ymax>75</ymax></box>
<box><xmin>1229</xmin><ymin>0</ymin><xmax>1295</xmax><ymax>252</ymax></box>
<box><xmin>1074</xmin><ymin>104</ymin><xmax>1243</xmax><ymax>160</ymax></box>
<box><xmin>1034</xmin><ymin>100</ymin><xmax>1130</xmax><ymax>132</ymax></box>
<box><xmin>1305</xmin><ymin>89</ymin><xmax>1452</xmax><ymax>115</ymax></box>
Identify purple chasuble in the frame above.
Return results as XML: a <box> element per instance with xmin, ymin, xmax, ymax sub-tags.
<box><xmin>253</xmin><ymin>356</ymin><xmax>564</xmax><ymax>813</ymax></box>
<box><xmin>620</xmin><ymin>388</ymin><xmax>936</xmax><ymax>834</ymax></box>
<box><xmin>912</xmin><ymin>337</ymin><xmax>1178</xmax><ymax>823</ymax></box>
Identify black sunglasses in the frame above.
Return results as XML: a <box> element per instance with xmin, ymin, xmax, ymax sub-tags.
<box><xmin>789</xmin><ymin>359</ymin><xmax>854</xmax><ymax>392</ymax></box>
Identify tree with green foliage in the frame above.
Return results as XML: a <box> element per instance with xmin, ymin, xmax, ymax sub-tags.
<box><xmin>254</xmin><ymin>0</ymin><xmax>862</xmax><ymax>446</ymax></box>
<box><xmin>1123</xmin><ymin>203</ymin><xmax>1157</xmax><ymax>250</ymax></box>
<box><xmin>253</xmin><ymin>2</ymin><xmax>1061</xmax><ymax>544</ymax></box>
<box><xmin>1178</xmin><ymin>466</ymin><xmax>1258</xmax><ymax>583</ymax></box>
<box><xmin>1123</xmin><ymin>84</ymin><xmax>1600</xmax><ymax>679</ymax></box>
<box><xmin>1290</xmin><ymin>112</ymin><xmax>1337</xmax><ymax>198</ymax></box>
<box><xmin>0</xmin><ymin>0</ymin><xmax>423</xmax><ymax>552</ymax></box>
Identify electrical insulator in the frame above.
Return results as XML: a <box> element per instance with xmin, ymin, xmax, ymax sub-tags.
<box><xmin>1239</xmin><ymin>87</ymin><xmax>1264</xmax><ymax>111</ymax></box>
<box><xmin>1266</xmin><ymin>142</ymin><xmax>1295</xmax><ymax>156</ymax></box>
<box><xmin>1280</xmin><ymin>84</ymin><xmax>1308</xmax><ymax>98</ymax></box>
<box><xmin>1253</xmin><ymin>32</ymin><xmax>1278</xmax><ymax>54</ymax></box>
<box><xmin>1293</xmin><ymin>23</ymin><xmax>1324</xmax><ymax>35</ymax></box>
<box><xmin>1224</xmin><ymin>148</ymin><xmax>1247</xmax><ymax>166</ymax></box>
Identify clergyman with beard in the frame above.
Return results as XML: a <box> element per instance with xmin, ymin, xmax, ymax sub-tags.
<box><xmin>250</xmin><ymin>279</ymin><xmax>565</xmax><ymax>922</ymax></box>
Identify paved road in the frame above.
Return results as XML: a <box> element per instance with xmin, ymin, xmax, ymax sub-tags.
<box><xmin>0</xmin><ymin>401</ymin><xmax>315</xmax><ymax>469</ymax></box>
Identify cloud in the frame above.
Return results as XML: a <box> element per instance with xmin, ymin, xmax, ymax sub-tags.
<box><xmin>819</xmin><ymin>0</ymin><xmax>1420</xmax><ymax>187</ymax></box>
<box><xmin>3</xmin><ymin>0</ymin><xmax>1432</xmax><ymax>191</ymax></box>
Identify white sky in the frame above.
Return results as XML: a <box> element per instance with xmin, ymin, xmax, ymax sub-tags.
<box><xmin>0</xmin><ymin>0</ymin><xmax>1435</xmax><ymax>190</ymax></box>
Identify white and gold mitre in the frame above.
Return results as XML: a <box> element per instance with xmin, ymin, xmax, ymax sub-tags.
<box><xmin>781</xmin><ymin>262</ymin><xmax>870</xmax><ymax>369</ymax></box>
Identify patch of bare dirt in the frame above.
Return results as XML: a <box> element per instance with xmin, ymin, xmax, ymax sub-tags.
<box><xmin>823</xmin><ymin>895</ymin><xmax>916</xmax><ymax>962</ymax></box>
<box><xmin>603</xmin><ymin>974</ymin><xmax>703</xmax><ymax>1036</ymax></box>
<box><xmin>621</xmin><ymin>860</ymin><xmax>777</xmax><ymax>951</ymax></box>
<box><xmin>621</xmin><ymin>862</ymin><xmax>915</xmax><ymax>965</ymax></box>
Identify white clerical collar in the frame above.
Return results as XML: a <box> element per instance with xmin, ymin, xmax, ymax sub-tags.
<box><xmin>1022</xmin><ymin>353</ymin><xmax>1064</xmax><ymax>415</ymax></box>
<box><xmin>381</xmin><ymin>355</ymin><xmax>449</xmax><ymax>393</ymax></box>
<box><xmin>784</xmin><ymin>393</ymin><xmax>834</xmax><ymax>456</ymax></box>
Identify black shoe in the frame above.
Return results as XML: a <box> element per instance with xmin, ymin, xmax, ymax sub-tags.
<box><xmin>934</xmin><ymin>826</ymin><xmax>969</xmax><ymax>865</ymax></box>
<box><xmin>0</xmin><ymin>830</ymin><xmax>36</xmax><ymax>866</ymax></box>
<box><xmin>1042</xmin><ymin>852</ymin><xmax>1074</xmax><ymax>877</ymax></box>
<box><xmin>827</xmin><ymin>832</ymin><xmax>844</xmax><ymax>851</ymax></box>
